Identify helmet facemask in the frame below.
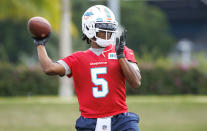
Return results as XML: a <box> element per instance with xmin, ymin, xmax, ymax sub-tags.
<box><xmin>93</xmin><ymin>22</ymin><xmax>117</xmax><ymax>47</ymax></box>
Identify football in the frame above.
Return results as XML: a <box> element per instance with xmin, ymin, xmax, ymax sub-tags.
<box><xmin>28</xmin><ymin>16</ymin><xmax>51</xmax><ymax>39</ymax></box>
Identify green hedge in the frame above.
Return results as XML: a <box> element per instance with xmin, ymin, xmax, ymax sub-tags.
<box><xmin>127</xmin><ymin>67</ymin><xmax>207</xmax><ymax>95</ymax></box>
<box><xmin>0</xmin><ymin>64</ymin><xmax>207</xmax><ymax>96</ymax></box>
<box><xmin>0</xmin><ymin>64</ymin><xmax>58</xmax><ymax>96</ymax></box>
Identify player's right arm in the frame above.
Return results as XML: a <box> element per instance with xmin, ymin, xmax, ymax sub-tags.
<box><xmin>36</xmin><ymin>45</ymin><xmax>65</xmax><ymax>76</ymax></box>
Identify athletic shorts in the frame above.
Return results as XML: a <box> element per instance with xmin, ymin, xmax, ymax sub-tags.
<box><xmin>75</xmin><ymin>112</ymin><xmax>140</xmax><ymax>131</ymax></box>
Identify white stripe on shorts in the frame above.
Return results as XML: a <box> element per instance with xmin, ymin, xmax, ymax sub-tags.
<box><xmin>95</xmin><ymin>117</ymin><xmax>112</xmax><ymax>131</ymax></box>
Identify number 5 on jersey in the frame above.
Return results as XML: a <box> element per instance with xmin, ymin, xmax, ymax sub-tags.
<box><xmin>90</xmin><ymin>67</ymin><xmax>109</xmax><ymax>98</ymax></box>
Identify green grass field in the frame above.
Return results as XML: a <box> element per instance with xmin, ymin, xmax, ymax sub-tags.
<box><xmin>0</xmin><ymin>95</ymin><xmax>207</xmax><ymax>131</ymax></box>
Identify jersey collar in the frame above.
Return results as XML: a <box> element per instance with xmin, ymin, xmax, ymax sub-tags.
<box><xmin>88</xmin><ymin>44</ymin><xmax>114</xmax><ymax>57</ymax></box>
<box><xmin>103</xmin><ymin>44</ymin><xmax>113</xmax><ymax>51</ymax></box>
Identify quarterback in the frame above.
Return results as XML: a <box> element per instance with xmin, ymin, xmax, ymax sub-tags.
<box><xmin>33</xmin><ymin>5</ymin><xmax>141</xmax><ymax>131</ymax></box>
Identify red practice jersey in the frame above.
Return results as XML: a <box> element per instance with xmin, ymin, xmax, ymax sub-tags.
<box><xmin>60</xmin><ymin>44</ymin><xmax>137</xmax><ymax>118</ymax></box>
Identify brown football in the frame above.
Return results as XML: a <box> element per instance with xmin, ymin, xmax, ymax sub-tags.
<box><xmin>28</xmin><ymin>16</ymin><xmax>51</xmax><ymax>38</ymax></box>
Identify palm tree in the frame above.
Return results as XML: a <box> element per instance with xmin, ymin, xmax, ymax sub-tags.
<box><xmin>0</xmin><ymin>0</ymin><xmax>61</xmax><ymax>30</ymax></box>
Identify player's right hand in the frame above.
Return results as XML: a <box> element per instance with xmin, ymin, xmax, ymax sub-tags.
<box><xmin>33</xmin><ymin>33</ymin><xmax>50</xmax><ymax>46</ymax></box>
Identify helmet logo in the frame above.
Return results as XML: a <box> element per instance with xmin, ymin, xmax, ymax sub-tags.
<box><xmin>104</xmin><ymin>8</ymin><xmax>112</xmax><ymax>21</ymax></box>
<box><xmin>96</xmin><ymin>17</ymin><xmax>103</xmax><ymax>22</ymax></box>
<box><xmin>84</xmin><ymin>11</ymin><xmax>94</xmax><ymax>20</ymax></box>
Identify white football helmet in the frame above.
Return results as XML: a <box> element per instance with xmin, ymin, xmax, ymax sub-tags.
<box><xmin>82</xmin><ymin>5</ymin><xmax>118</xmax><ymax>47</ymax></box>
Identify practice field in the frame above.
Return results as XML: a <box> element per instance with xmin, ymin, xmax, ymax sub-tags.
<box><xmin>0</xmin><ymin>95</ymin><xmax>207</xmax><ymax>131</ymax></box>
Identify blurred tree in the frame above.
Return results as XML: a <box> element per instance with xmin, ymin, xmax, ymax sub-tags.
<box><xmin>0</xmin><ymin>20</ymin><xmax>34</xmax><ymax>63</ymax></box>
<box><xmin>0</xmin><ymin>0</ymin><xmax>60</xmax><ymax>30</ymax></box>
<box><xmin>0</xmin><ymin>0</ymin><xmax>78</xmax><ymax>64</ymax></box>
<box><xmin>0</xmin><ymin>0</ymin><xmax>61</xmax><ymax>64</ymax></box>
<box><xmin>70</xmin><ymin>0</ymin><xmax>90</xmax><ymax>51</ymax></box>
<box><xmin>121</xmin><ymin>0</ymin><xmax>175</xmax><ymax>57</ymax></box>
<box><xmin>0</xmin><ymin>20</ymin><xmax>59</xmax><ymax>64</ymax></box>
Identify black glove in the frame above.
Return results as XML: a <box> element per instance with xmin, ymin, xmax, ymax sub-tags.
<box><xmin>116</xmin><ymin>30</ymin><xmax>126</xmax><ymax>59</ymax></box>
<box><xmin>33</xmin><ymin>33</ymin><xmax>50</xmax><ymax>46</ymax></box>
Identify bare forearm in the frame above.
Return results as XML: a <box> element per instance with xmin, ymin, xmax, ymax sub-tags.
<box><xmin>36</xmin><ymin>45</ymin><xmax>65</xmax><ymax>76</ymax></box>
<box><xmin>119</xmin><ymin>58</ymin><xmax>141</xmax><ymax>88</ymax></box>
<box><xmin>37</xmin><ymin>45</ymin><xmax>54</xmax><ymax>74</ymax></box>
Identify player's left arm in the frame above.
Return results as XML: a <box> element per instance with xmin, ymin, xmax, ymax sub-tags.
<box><xmin>118</xmin><ymin>58</ymin><xmax>141</xmax><ymax>88</ymax></box>
<box><xmin>116</xmin><ymin>30</ymin><xmax>141</xmax><ymax>88</ymax></box>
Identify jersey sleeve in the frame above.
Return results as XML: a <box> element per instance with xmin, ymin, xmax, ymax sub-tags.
<box><xmin>57</xmin><ymin>53</ymin><xmax>77</xmax><ymax>78</ymax></box>
<box><xmin>123</xmin><ymin>46</ymin><xmax>137</xmax><ymax>63</ymax></box>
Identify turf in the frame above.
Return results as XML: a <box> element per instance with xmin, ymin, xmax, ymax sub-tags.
<box><xmin>0</xmin><ymin>95</ymin><xmax>206</xmax><ymax>131</ymax></box>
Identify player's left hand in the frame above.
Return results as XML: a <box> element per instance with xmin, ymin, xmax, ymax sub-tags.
<box><xmin>115</xmin><ymin>29</ymin><xmax>126</xmax><ymax>59</ymax></box>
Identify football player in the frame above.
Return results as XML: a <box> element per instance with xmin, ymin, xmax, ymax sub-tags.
<box><xmin>33</xmin><ymin>5</ymin><xmax>141</xmax><ymax>131</ymax></box>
